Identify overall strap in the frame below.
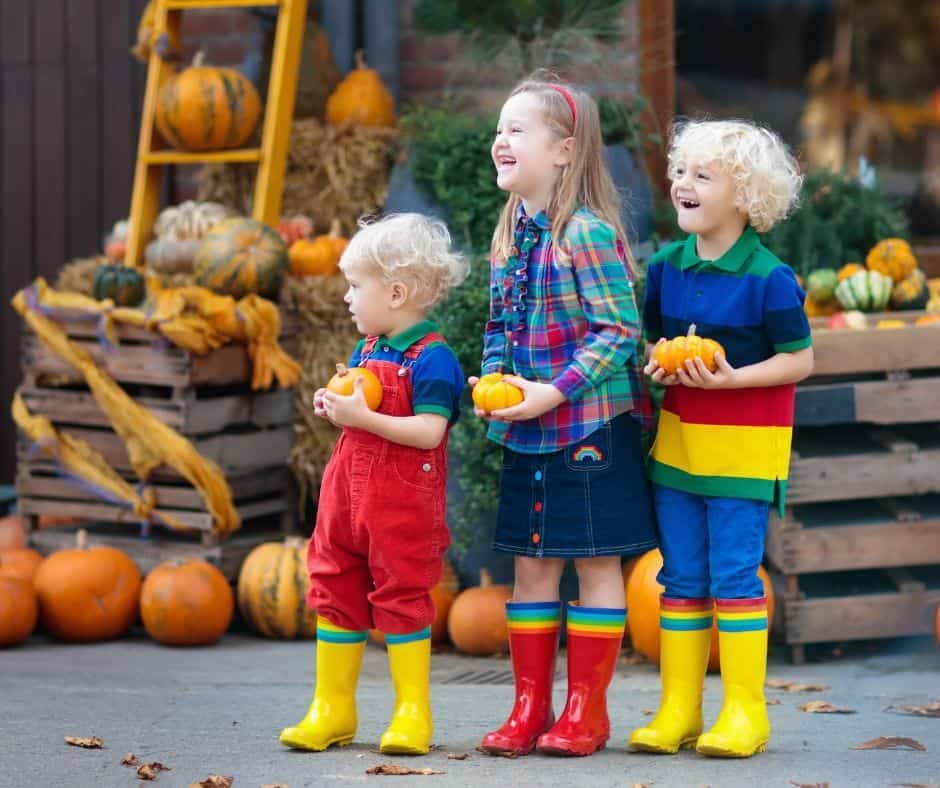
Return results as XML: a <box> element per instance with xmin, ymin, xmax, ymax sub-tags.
<box><xmin>403</xmin><ymin>331</ymin><xmax>447</xmax><ymax>362</ymax></box>
<box><xmin>360</xmin><ymin>335</ymin><xmax>380</xmax><ymax>360</ymax></box>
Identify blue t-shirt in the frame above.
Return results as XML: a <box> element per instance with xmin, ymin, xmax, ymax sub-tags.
<box><xmin>350</xmin><ymin>319</ymin><xmax>464</xmax><ymax>424</ymax></box>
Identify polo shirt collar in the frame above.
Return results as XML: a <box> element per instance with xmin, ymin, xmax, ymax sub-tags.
<box><xmin>384</xmin><ymin>319</ymin><xmax>439</xmax><ymax>352</ymax></box>
<box><xmin>680</xmin><ymin>226</ymin><xmax>759</xmax><ymax>272</ymax></box>
<box><xmin>515</xmin><ymin>203</ymin><xmax>552</xmax><ymax>231</ymax></box>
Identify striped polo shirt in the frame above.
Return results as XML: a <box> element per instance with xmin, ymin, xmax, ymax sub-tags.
<box><xmin>643</xmin><ymin>227</ymin><xmax>812</xmax><ymax>515</ymax></box>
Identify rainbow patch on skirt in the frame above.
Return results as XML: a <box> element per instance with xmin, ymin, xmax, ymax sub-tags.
<box><xmin>572</xmin><ymin>445</ymin><xmax>604</xmax><ymax>463</ymax></box>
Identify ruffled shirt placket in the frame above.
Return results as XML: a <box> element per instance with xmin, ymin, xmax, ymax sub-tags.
<box><xmin>500</xmin><ymin>216</ymin><xmax>541</xmax><ymax>369</ymax></box>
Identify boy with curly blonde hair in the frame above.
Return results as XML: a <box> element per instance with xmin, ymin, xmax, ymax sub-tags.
<box><xmin>281</xmin><ymin>213</ymin><xmax>469</xmax><ymax>756</ymax></box>
<box><xmin>629</xmin><ymin>120</ymin><xmax>814</xmax><ymax>759</ymax></box>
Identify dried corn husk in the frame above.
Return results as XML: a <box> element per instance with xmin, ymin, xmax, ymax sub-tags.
<box><xmin>281</xmin><ymin>273</ymin><xmax>361</xmax><ymax>509</ymax></box>
<box><xmin>198</xmin><ymin>118</ymin><xmax>399</xmax><ymax>236</ymax></box>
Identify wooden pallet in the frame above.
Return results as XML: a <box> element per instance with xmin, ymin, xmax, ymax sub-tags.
<box><xmin>795</xmin><ymin>371</ymin><xmax>940</xmax><ymax>427</ymax></box>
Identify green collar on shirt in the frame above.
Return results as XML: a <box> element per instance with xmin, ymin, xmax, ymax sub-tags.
<box><xmin>679</xmin><ymin>225</ymin><xmax>760</xmax><ymax>272</ymax></box>
<box><xmin>382</xmin><ymin>319</ymin><xmax>439</xmax><ymax>352</ymax></box>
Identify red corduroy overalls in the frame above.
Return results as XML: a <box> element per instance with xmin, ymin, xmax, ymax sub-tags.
<box><xmin>307</xmin><ymin>332</ymin><xmax>451</xmax><ymax>634</ymax></box>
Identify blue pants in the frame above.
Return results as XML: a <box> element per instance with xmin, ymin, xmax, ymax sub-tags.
<box><xmin>653</xmin><ymin>485</ymin><xmax>769</xmax><ymax>599</ymax></box>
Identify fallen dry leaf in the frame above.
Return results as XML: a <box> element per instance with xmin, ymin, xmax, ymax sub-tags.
<box><xmin>767</xmin><ymin>698</ymin><xmax>782</xmax><ymax>706</ymax></box>
<box><xmin>642</xmin><ymin>708</ymin><xmax>655</xmax><ymax>715</ymax></box>
<box><xmin>885</xmin><ymin>701</ymin><xmax>940</xmax><ymax>718</ymax></box>
<box><xmin>64</xmin><ymin>736</ymin><xmax>103</xmax><ymax>749</ymax></box>
<box><xmin>261</xmin><ymin>784</ymin><xmax>288</xmax><ymax>788</ymax></box>
<box><xmin>189</xmin><ymin>777</ymin><xmax>234</xmax><ymax>788</ymax></box>
<box><xmin>446</xmin><ymin>753</ymin><xmax>469</xmax><ymax>760</ymax></box>
<box><xmin>138</xmin><ymin>762</ymin><xmax>171</xmax><ymax>781</ymax></box>
<box><xmin>122</xmin><ymin>753</ymin><xmax>138</xmax><ymax>766</ymax></box>
<box><xmin>851</xmin><ymin>737</ymin><xmax>926</xmax><ymax>751</ymax></box>
<box><xmin>798</xmin><ymin>700</ymin><xmax>857</xmax><ymax>714</ymax></box>
<box><xmin>767</xmin><ymin>679</ymin><xmax>830</xmax><ymax>693</ymax></box>
<box><xmin>632</xmin><ymin>784</ymin><xmax>652</xmax><ymax>788</ymax></box>
<box><xmin>789</xmin><ymin>782</ymin><xmax>829</xmax><ymax>788</ymax></box>
<box><xmin>366</xmin><ymin>764</ymin><xmax>444</xmax><ymax>776</ymax></box>
<box><xmin>620</xmin><ymin>651</ymin><xmax>648</xmax><ymax>665</ymax></box>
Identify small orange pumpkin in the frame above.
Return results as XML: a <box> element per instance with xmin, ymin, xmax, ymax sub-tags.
<box><xmin>326</xmin><ymin>363</ymin><xmax>383</xmax><ymax>411</ymax></box>
<box><xmin>0</xmin><ymin>548</ymin><xmax>44</xmax><ymax>585</ymax></box>
<box><xmin>33</xmin><ymin>529</ymin><xmax>141</xmax><ymax>643</ymax></box>
<box><xmin>140</xmin><ymin>558</ymin><xmax>234</xmax><ymax>646</ymax></box>
<box><xmin>0</xmin><ymin>576</ymin><xmax>38</xmax><ymax>647</ymax></box>
<box><xmin>155</xmin><ymin>52</ymin><xmax>262</xmax><ymax>152</ymax></box>
<box><xmin>289</xmin><ymin>220</ymin><xmax>349</xmax><ymax>277</ymax></box>
<box><xmin>472</xmin><ymin>373</ymin><xmax>524</xmax><ymax>413</ymax></box>
<box><xmin>804</xmin><ymin>293</ymin><xmax>842</xmax><ymax>318</ymax></box>
<box><xmin>652</xmin><ymin>324</ymin><xmax>726</xmax><ymax>375</ymax></box>
<box><xmin>0</xmin><ymin>515</ymin><xmax>26</xmax><ymax>551</ymax></box>
<box><xmin>447</xmin><ymin>569</ymin><xmax>513</xmax><ymax>656</ymax></box>
<box><xmin>326</xmin><ymin>50</ymin><xmax>395</xmax><ymax>128</ymax></box>
<box><xmin>866</xmin><ymin>238</ymin><xmax>917</xmax><ymax>283</ymax></box>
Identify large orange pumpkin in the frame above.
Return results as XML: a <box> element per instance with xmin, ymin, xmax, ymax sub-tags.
<box><xmin>141</xmin><ymin>558</ymin><xmax>233</xmax><ymax>646</ymax></box>
<box><xmin>194</xmin><ymin>217</ymin><xmax>289</xmax><ymax>299</ymax></box>
<box><xmin>326</xmin><ymin>50</ymin><xmax>395</xmax><ymax>128</ymax></box>
<box><xmin>447</xmin><ymin>569</ymin><xmax>513</xmax><ymax>656</ymax></box>
<box><xmin>0</xmin><ymin>514</ymin><xmax>26</xmax><ymax>551</ymax></box>
<box><xmin>0</xmin><ymin>548</ymin><xmax>44</xmax><ymax>585</ymax></box>
<box><xmin>624</xmin><ymin>549</ymin><xmax>774</xmax><ymax>671</ymax></box>
<box><xmin>371</xmin><ymin>559</ymin><xmax>458</xmax><ymax>647</ymax></box>
<box><xmin>0</xmin><ymin>576</ymin><xmax>38</xmax><ymax>647</ymax></box>
<box><xmin>326</xmin><ymin>363</ymin><xmax>383</xmax><ymax>411</ymax></box>
<box><xmin>33</xmin><ymin>529</ymin><xmax>141</xmax><ymax>642</ymax></box>
<box><xmin>155</xmin><ymin>52</ymin><xmax>262</xmax><ymax>152</ymax></box>
<box><xmin>237</xmin><ymin>537</ymin><xmax>317</xmax><ymax>639</ymax></box>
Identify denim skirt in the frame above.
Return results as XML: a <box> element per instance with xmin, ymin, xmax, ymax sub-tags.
<box><xmin>492</xmin><ymin>413</ymin><xmax>657</xmax><ymax>558</ymax></box>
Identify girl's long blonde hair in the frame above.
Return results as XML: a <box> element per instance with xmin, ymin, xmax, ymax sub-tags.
<box><xmin>489</xmin><ymin>72</ymin><xmax>636</xmax><ymax>276</ymax></box>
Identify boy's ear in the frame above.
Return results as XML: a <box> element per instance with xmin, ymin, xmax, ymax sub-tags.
<box><xmin>389</xmin><ymin>281</ymin><xmax>409</xmax><ymax>308</ymax></box>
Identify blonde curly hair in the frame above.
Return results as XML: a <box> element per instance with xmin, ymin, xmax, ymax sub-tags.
<box><xmin>667</xmin><ymin>120</ymin><xmax>803</xmax><ymax>232</ymax></box>
<box><xmin>339</xmin><ymin>213</ymin><xmax>470</xmax><ymax>307</ymax></box>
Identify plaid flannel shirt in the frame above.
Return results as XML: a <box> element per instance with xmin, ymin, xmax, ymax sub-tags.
<box><xmin>481</xmin><ymin>206</ymin><xmax>651</xmax><ymax>454</ymax></box>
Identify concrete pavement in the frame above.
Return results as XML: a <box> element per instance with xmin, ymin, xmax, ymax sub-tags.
<box><xmin>2</xmin><ymin>633</ymin><xmax>938</xmax><ymax>788</ymax></box>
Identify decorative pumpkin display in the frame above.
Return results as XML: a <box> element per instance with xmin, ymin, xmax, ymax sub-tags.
<box><xmin>834</xmin><ymin>270</ymin><xmax>893</xmax><ymax>312</ymax></box>
<box><xmin>92</xmin><ymin>264</ymin><xmax>146</xmax><ymax>307</ymax></box>
<box><xmin>140</xmin><ymin>558</ymin><xmax>234</xmax><ymax>646</ymax></box>
<box><xmin>625</xmin><ymin>549</ymin><xmax>773</xmax><ymax>671</ymax></box>
<box><xmin>447</xmin><ymin>569</ymin><xmax>513</xmax><ymax>656</ymax></box>
<box><xmin>472</xmin><ymin>373</ymin><xmax>524</xmax><ymax>413</ymax></box>
<box><xmin>804</xmin><ymin>293</ymin><xmax>841</xmax><ymax>318</ymax></box>
<box><xmin>145</xmin><ymin>238</ymin><xmax>203</xmax><ymax>275</ymax></box>
<box><xmin>326</xmin><ymin>363</ymin><xmax>383</xmax><ymax>411</ymax></box>
<box><xmin>0</xmin><ymin>576</ymin><xmax>38</xmax><ymax>647</ymax></box>
<box><xmin>805</xmin><ymin>268</ymin><xmax>839</xmax><ymax>303</ymax></box>
<box><xmin>0</xmin><ymin>515</ymin><xmax>26</xmax><ymax>551</ymax></box>
<box><xmin>865</xmin><ymin>238</ymin><xmax>917</xmax><ymax>283</ymax></box>
<box><xmin>33</xmin><ymin>529</ymin><xmax>141</xmax><ymax>643</ymax></box>
<box><xmin>326</xmin><ymin>50</ymin><xmax>396</xmax><ymax>128</ymax></box>
<box><xmin>0</xmin><ymin>547</ymin><xmax>44</xmax><ymax>585</ymax></box>
<box><xmin>155</xmin><ymin>201</ymin><xmax>231</xmax><ymax>242</ymax></box>
<box><xmin>194</xmin><ymin>217</ymin><xmax>288</xmax><ymax>299</ymax></box>
<box><xmin>289</xmin><ymin>220</ymin><xmax>349</xmax><ymax>277</ymax></box>
<box><xmin>837</xmin><ymin>262</ymin><xmax>864</xmax><ymax>281</ymax></box>
<box><xmin>825</xmin><ymin>310</ymin><xmax>867</xmax><ymax>331</ymax></box>
<box><xmin>915</xmin><ymin>314</ymin><xmax>940</xmax><ymax>327</ymax></box>
<box><xmin>652</xmin><ymin>324</ymin><xmax>726</xmax><ymax>375</ymax></box>
<box><xmin>876</xmin><ymin>319</ymin><xmax>905</xmax><ymax>330</ymax></box>
<box><xmin>155</xmin><ymin>52</ymin><xmax>262</xmax><ymax>152</ymax></box>
<box><xmin>237</xmin><ymin>537</ymin><xmax>317</xmax><ymax>639</ymax></box>
<box><xmin>278</xmin><ymin>215</ymin><xmax>315</xmax><ymax>247</ymax></box>
<box><xmin>891</xmin><ymin>269</ymin><xmax>930</xmax><ymax>311</ymax></box>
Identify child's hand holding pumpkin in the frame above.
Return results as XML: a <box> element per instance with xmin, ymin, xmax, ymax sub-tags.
<box><xmin>322</xmin><ymin>377</ymin><xmax>371</xmax><ymax>428</ymax></box>
<box><xmin>675</xmin><ymin>351</ymin><xmax>739</xmax><ymax>389</ymax></box>
<box><xmin>488</xmin><ymin>376</ymin><xmax>565</xmax><ymax>422</ymax></box>
<box><xmin>644</xmin><ymin>339</ymin><xmax>680</xmax><ymax>386</ymax></box>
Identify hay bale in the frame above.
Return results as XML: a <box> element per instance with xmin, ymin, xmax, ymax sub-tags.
<box><xmin>197</xmin><ymin>118</ymin><xmax>399</xmax><ymax>234</ymax></box>
<box><xmin>55</xmin><ymin>255</ymin><xmax>108</xmax><ymax>296</ymax></box>
<box><xmin>281</xmin><ymin>273</ymin><xmax>361</xmax><ymax>510</ymax></box>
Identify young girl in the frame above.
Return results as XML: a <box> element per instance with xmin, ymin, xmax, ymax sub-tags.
<box><xmin>474</xmin><ymin>74</ymin><xmax>657</xmax><ymax>758</ymax></box>
<box><xmin>630</xmin><ymin>120</ymin><xmax>812</xmax><ymax>759</ymax></box>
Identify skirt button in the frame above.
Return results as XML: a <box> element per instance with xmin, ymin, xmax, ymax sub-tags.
<box><xmin>531</xmin><ymin>533</ymin><xmax>541</xmax><ymax>544</ymax></box>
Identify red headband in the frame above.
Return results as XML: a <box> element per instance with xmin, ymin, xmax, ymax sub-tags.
<box><xmin>549</xmin><ymin>84</ymin><xmax>577</xmax><ymax>125</ymax></box>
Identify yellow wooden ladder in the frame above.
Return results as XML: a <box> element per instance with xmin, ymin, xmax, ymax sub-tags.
<box><xmin>125</xmin><ymin>0</ymin><xmax>308</xmax><ymax>267</ymax></box>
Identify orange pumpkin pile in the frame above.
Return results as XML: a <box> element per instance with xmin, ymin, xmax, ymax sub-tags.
<box><xmin>33</xmin><ymin>529</ymin><xmax>141</xmax><ymax>643</ymax></box>
<box><xmin>652</xmin><ymin>324</ymin><xmax>725</xmax><ymax>376</ymax></box>
<box><xmin>447</xmin><ymin>569</ymin><xmax>512</xmax><ymax>656</ymax></box>
<box><xmin>472</xmin><ymin>373</ymin><xmax>524</xmax><ymax>413</ymax></box>
<box><xmin>141</xmin><ymin>558</ymin><xmax>233</xmax><ymax>646</ymax></box>
<box><xmin>0</xmin><ymin>547</ymin><xmax>43</xmax><ymax>585</ymax></box>
<box><xmin>326</xmin><ymin>363</ymin><xmax>383</xmax><ymax>411</ymax></box>
<box><xmin>0</xmin><ymin>576</ymin><xmax>38</xmax><ymax>648</ymax></box>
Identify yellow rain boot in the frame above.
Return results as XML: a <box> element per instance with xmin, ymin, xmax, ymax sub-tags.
<box><xmin>380</xmin><ymin>628</ymin><xmax>433</xmax><ymax>755</ymax></box>
<box><xmin>629</xmin><ymin>597</ymin><xmax>712</xmax><ymax>754</ymax></box>
<box><xmin>696</xmin><ymin>597</ymin><xmax>770</xmax><ymax>758</ymax></box>
<box><xmin>279</xmin><ymin>622</ymin><xmax>367</xmax><ymax>751</ymax></box>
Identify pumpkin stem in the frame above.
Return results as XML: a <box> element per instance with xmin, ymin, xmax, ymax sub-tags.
<box><xmin>354</xmin><ymin>49</ymin><xmax>366</xmax><ymax>70</ymax></box>
<box><xmin>77</xmin><ymin>528</ymin><xmax>88</xmax><ymax>550</ymax></box>
<box><xmin>479</xmin><ymin>567</ymin><xmax>492</xmax><ymax>588</ymax></box>
<box><xmin>687</xmin><ymin>323</ymin><xmax>698</xmax><ymax>337</ymax></box>
<box><xmin>335</xmin><ymin>363</ymin><xmax>349</xmax><ymax>377</ymax></box>
<box><xmin>328</xmin><ymin>219</ymin><xmax>342</xmax><ymax>239</ymax></box>
<box><xmin>192</xmin><ymin>50</ymin><xmax>207</xmax><ymax>68</ymax></box>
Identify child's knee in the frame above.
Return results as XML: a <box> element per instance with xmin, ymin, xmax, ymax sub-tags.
<box><xmin>513</xmin><ymin>556</ymin><xmax>564</xmax><ymax>598</ymax></box>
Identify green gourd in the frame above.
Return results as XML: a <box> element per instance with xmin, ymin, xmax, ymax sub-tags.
<box><xmin>92</xmin><ymin>264</ymin><xmax>146</xmax><ymax>307</ymax></box>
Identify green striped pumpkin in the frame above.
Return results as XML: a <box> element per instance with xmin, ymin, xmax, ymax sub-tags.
<box><xmin>194</xmin><ymin>217</ymin><xmax>288</xmax><ymax>299</ymax></box>
<box><xmin>155</xmin><ymin>52</ymin><xmax>261</xmax><ymax>152</ymax></box>
<box><xmin>237</xmin><ymin>537</ymin><xmax>317</xmax><ymax>639</ymax></box>
<box><xmin>835</xmin><ymin>270</ymin><xmax>893</xmax><ymax>312</ymax></box>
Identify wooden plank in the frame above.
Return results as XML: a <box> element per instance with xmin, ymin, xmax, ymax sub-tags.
<box><xmin>780</xmin><ymin>588</ymin><xmax>940</xmax><ymax>645</ymax></box>
<box><xmin>788</xmin><ymin>446</ymin><xmax>940</xmax><ymax>504</ymax></box>
<box><xmin>766</xmin><ymin>514</ymin><xmax>940</xmax><ymax>574</ymax></box>
<box><xmin>795</xmin><ymin>377</ymin><xmax>940</xmax><ymax>426</ymax></box>
<box><xmin>20</xmin><ymin>386</ymin><xmax>186</xmax><ymax>430</ymax></box>
<box><xmin>18</xmin><ymin>496</ymin><xmax>213</xmax><ymax>530</ymax></box>
<box><xmin>809</xmin><ymin>319</ymin><xmax>940</xmax><ymax>377</ymax></box>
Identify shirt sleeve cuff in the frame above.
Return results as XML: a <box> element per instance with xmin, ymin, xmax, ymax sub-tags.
<box><xmin>552</xmin><ymin>365</ymin><xmax>587</xmax><ymax>402</ymax></box>
<box><xmin>414</xmin><ymin>404</ymin><xmax>452</xmax><ymax>420</ymax></box>
<box><xmin>773</xmin><ymin>336</ymin><xmax>812</xmax><ymax>353</ymax></box>
<box><xmin>481</xmin><ymin>360</ymin><xmax>503</xmax><ymax>375</ymax></box>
